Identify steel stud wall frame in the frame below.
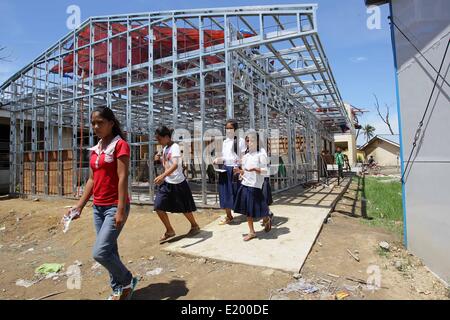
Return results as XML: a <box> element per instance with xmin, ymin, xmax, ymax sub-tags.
<box><xmin>0</xmin><ymin>5</ymin><xmax>351</xmax><ymax>205</ymax></box>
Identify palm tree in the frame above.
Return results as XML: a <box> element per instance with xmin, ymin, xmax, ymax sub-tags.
<box><xmin>362</xmin><ymin>124</ymin><xmax>376</xmax><ymax>143</ymax></box>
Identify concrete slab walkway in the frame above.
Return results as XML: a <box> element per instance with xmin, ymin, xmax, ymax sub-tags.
<box><xmin>165</xmin><ymin>177</ymin><xmax>351</xmax><ymax>273</ymax></box>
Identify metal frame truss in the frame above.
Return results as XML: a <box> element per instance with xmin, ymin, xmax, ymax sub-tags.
<box><xmin>0</xmin><ymin>5</ymin><xmax>351</xmax><ymax>204</ymax></box>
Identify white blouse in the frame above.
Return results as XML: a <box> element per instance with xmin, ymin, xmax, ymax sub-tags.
<box><xmin>222</xmin><ymin>137</ymin><xmax>246</xmax><ymax>166</ymax></box>
<box><xmin>162</xmin><ymin>143</ymin><xmax>185</xmax><ymax>184</ymax></box>
<box><xmin>241</xmin><ymin>151</ymin><xmax>268</xmax><ymax>189</ymax></box>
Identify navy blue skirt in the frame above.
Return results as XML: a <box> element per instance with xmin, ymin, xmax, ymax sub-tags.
<box><xmin>218</xmin><ymin>166</ymin><xmax>240</xmax><ymax>209</ymax></box>
<box><xmin>233</xmin><ymin>185</ymin><xmax>269</xmax><ymax>219</ymax></box>
<box><xmin>262</xmin><ymin>177</ymin><xmax>273</xmax><ymax>206</ymax></box>
<box><xmin>154</xmin><ymin>180</ymin><xmax>197</xmax><ymax>213</ymax></box>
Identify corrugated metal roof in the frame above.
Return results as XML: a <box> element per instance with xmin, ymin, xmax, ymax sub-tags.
<box><xmin>358</xmin><ymin>134</ymin><xmax>400</xmax><ymax>150</ymax></box>
<box><xmin>378</xmin><ymin>134</ymin><xmax>400</xmax><ymax>146</ymax></box>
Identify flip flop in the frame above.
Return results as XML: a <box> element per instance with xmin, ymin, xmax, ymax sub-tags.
<box><xmin>243</xmin><ymin>233</ymin><xmax>257</xmax><ymax>242</ymax></box>
<box><xmin>160</xmin><ymin>232</ymin><xmax>176</xmax><ymax>242</ymax></box>
<box><xmin>218</xmin><ymin>217</ymin><xmax>234</xmax><ymax>225</ymax></box>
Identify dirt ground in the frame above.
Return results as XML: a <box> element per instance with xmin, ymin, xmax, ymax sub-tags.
<box><xmin>0</xmin><ymin>184</ymin><xmax>448</xmax><ymax>300</ymax></box>
<box><xmin>299</xmin><ymin>179</ymin><xmax>449</xmax><ymax>300</ymax></box>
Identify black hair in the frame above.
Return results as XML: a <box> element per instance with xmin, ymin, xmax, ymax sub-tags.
<box><xmin>92</xmin><ymin>106</ymin><xmax>126</xmax><ymax>140</ymax></box>
<box><xmin>225</xmin><ymin>119</ymin><xmax>238</xmax><ymax>130</ymax></box>
<box><xmin>155</xmin><ymin>126</ymin><xmax>173</xmax><ymax>138</ymax></box>
<box><xmin>225</xmin><ymin>119</ymin><xmax>239</xmax><ymax>155</ymax></box>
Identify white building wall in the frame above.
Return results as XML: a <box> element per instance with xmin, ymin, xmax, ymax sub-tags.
<box><xmin>392</xmin><ymin>0</ymin><xmax>450</xmax><ymax>284</ymax></box>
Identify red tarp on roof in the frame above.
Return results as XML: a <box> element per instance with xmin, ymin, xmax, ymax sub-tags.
<box><xmin>51</xmin><ymin>23</ymin><xmax>254</xmax><ymax>77</ymax></box>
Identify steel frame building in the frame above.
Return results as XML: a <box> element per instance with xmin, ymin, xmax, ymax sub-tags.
<box><xmin>0</xmin><ymin>4</ymin><xmax>351</xmax><ymax>205</ymax></box>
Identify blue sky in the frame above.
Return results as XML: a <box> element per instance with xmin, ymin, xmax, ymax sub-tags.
<box><xmin>0</xmin><ymin>0</ymin><xmax>398</xmax><ymax>144</ymax></box>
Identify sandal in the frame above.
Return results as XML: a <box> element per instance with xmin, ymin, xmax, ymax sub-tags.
<box><xmin>243</xmin><ymin>233</ymin><xmax>257</xmax><ymax>242</ymax></box>
<box><xmin>160</xmin><ymin>232</ymin><xmax>176</xmax><ymax>242</ymax></box>
<box><xmin>218</xmin><ymin>217</ymin><xmax>234</xmax><ymax>225</ymax></box>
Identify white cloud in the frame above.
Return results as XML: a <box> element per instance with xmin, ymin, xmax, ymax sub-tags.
<box><xmin>350</xmin><ymin>56</ymin><xmax>368</xmax><ymax>63</ymax></box>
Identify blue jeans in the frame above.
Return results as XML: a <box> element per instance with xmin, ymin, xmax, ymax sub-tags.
<box><xmin>92</xmin><ymin>204</ymin><xmax>132</xmax><ymax>291</ymax></box>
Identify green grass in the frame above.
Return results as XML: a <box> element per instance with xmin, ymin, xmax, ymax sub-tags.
<box><xmin>359</xmin><ymin>176</ymin><xmax>404</xmax><ymax>236</ymax></box>
<box><xmin>376</xmin><ymin>247</ymin><xmax>390</xmax><ymax>258</ymax></box>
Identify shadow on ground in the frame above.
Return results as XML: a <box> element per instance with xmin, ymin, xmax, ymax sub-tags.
<box><xmin>132</xmin><ymin>280</ymin><xmax>189</xmax><ymax>300</ymax></box>
<box><xmin>332</xmin><ymin>175</ymin><xmax>371</xmax><ymax>220</ymax></box>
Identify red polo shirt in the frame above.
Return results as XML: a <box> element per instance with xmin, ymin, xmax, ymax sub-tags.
<box><xmin>89</xmin><ymin>136</ymin><xmax>131</xmax><ymax>206</ymax></box>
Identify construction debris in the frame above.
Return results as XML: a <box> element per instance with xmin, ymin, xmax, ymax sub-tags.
<box><xmin>35</xmin><ymin>291</ymin><xmax>66</xmax><ymax>300</ymax></box>
<box><xmin>35</xmin><ymin>263</ymin><xmax>63</xmax><ymax>275</ymax></box>
<box><xmin>16</xmin><ymin>279</ymin><xmax>37</xmax><ymax>288</ymax></box>
<box><xmin>146</xmin><ymin>268</ymin><xmax>163</xmax><ymax>276</ymax></box>
<box><xmin>335</xmin><ymin>291</ymin><xmax>350</xmax><ymax>300</ymax></box>
<box><xmin>345</xmin><ymin>276</ymin><xmax>368</xmax><ymax>285</ymax></box>
<box><xmin>282</xmin><ymin>279</ymin><xmax>320</xmax><ymax>294</ymax></box>
<box><xmin>379</xmin><ymin>241</ymin><xmax>390</xmax><ymax>251</ymax></box>
<box><xmin>44</xmin><ymin>272</ymin><xmax>59</xmax><ymax>279</ymax></box>
<box><xmin>395</xmin><ymin>260</ymin><xmax>404</xmax><ymax>271</ymax></box>
<box><xmin>347</xmin><ymin>249</ymin><xmax>360</xmax><ymax>262</ymax></box>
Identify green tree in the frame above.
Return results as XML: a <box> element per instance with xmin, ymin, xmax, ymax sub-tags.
<box><xmin>362</xmin><ymin>124</ymin><xmax>376</xmax><ymax>143</ymax></box>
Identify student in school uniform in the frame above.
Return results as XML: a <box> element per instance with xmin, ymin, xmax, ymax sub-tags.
<box><xmin>153</xmin><ymin>126</ymin><xmax>200</xmax><ymax>242</ymax></box>
<box><xmin>243</xmin><ymin>136</ymin><xmax>274</xmax><ymax>226</ymax></box>
<box><xmin>213</xmin><ymin>119</ymin><xmax>246</xmax><ymax>225</ymax></box>
<box><xmin>259</xmin><ymin>141</ymin><xmax>275</xmax><ymax>225</ymax></box>
<box><xmin>234</xmin><ymin>131</ymin><xmax>272</xmax><ymax>241</ymax></box>
<box><xmin>65</xmin><ymin>106</ymin><xmax>137</xmax><ymax>300</ymax></box>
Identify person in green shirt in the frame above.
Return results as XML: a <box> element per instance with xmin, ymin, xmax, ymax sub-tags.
<box><xmin>335</xmin><ymin>147</ymin><xmax>345</xmax><ymax>181</ymax></box>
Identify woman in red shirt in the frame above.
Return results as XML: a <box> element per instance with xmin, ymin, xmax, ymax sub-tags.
<box><xmin>66</xmin><ymin>106</ymin><xmax>137</xmax><ymax>300</ymax></box>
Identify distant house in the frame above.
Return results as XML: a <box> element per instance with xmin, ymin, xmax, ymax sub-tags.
<box><xmin>358</xmin><ymin>135</ymin><xmax>400</xmax><ymax>167</ymax></box>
